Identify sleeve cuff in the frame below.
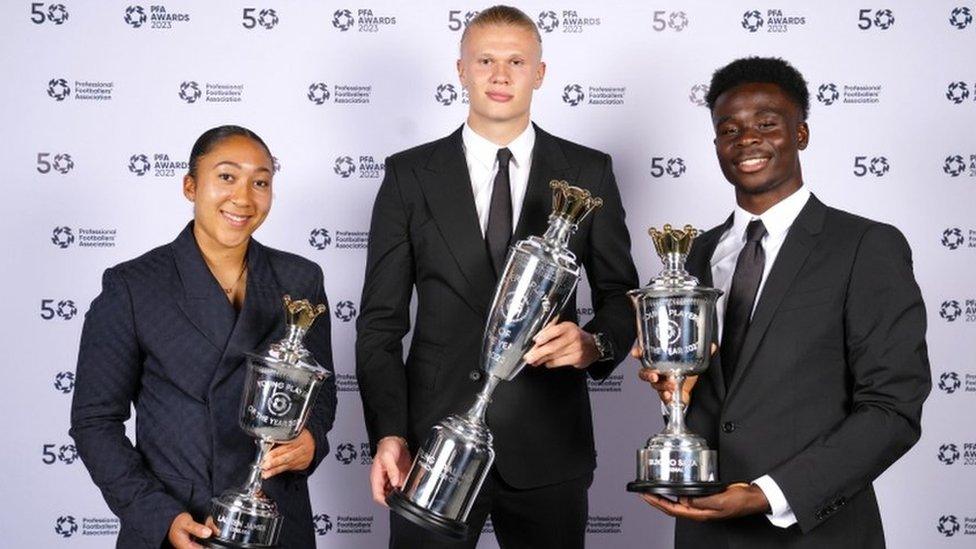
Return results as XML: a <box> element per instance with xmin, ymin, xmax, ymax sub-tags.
<box><xmin>752</xmin><ymin>475</ymin><xmax>798</xmax><ymax>528</ymax></box>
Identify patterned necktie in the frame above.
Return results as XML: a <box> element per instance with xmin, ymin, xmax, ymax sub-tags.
<box><xmin>721</xmin><ymin>219</ymin><xmax>767</xmax><ymax>389</ymax></box>
<box><xmin>485</xmin><ymin>148</ymin><xmax>513</xmax><ymax>277</ymax></box>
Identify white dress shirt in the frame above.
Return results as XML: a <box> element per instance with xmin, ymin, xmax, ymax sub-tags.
<box><xmin>461</xmin><ymin>122</ymin><xmax>535</xmax><ymax>236</ymax></box>
<box><xmin>711</xmin><ymin>186</ymin><xmax>811</xmax><ymax>528</ymax></box>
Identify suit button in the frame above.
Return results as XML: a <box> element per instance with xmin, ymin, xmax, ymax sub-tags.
<box><xmin>722</xmin><ymin>421</ymin><xmax>736</xmax><ymax>433</ymax></box>
<box><xmin>469</xmin><ymin>370</ymin><xmax>482</xmax><ymax>381</ymax></box>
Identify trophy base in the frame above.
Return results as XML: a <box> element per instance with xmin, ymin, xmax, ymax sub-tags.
<box><xmin>626</xmin><ymin>479</ymin><xmax>726</xmax><ymax>497</ymax></box>
<box><xmin>388</xmin><ymin>489</ymin><xmax>469</xmax><ymax>540</ymax></box>
<box><xmin>199</xmin><ymin>537</ymin><xmax>278</xmax><ymax>549</ymax></box>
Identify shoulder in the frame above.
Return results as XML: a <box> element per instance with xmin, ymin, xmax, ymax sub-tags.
<box><xmin>542</xmin><ymin>130</ymin><xmax>611</xmax><ymax>166</ymax></box>
<box><xmin>262</xmin><ymin>244</ymin><xmax>324</xmax><ymax>281</ymax></box>
<box><xmin>387</xmin><ymin>132</ymin><xmax>457</xmax><ymax>167</ymax></box>
<box><xmin>104</xmin><ymin>242</ymin><xmax>175</xmax><ymax>286</ymax></box>
<box><xmin>822</xmin><ymin>204</ymin><xmax>909</xmax><ymax>250</ymax></box>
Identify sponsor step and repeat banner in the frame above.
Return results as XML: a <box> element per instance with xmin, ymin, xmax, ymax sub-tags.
<box><xmin>1</xmin><ymin>1</ymin><xmax>974</xmax><ymax>547</ymax></box>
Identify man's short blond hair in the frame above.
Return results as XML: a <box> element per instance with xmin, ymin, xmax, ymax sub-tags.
<box><xmin>460</xmin><ymin>5</ymin><xmax>542</xmax><ymax>48</ymax></box>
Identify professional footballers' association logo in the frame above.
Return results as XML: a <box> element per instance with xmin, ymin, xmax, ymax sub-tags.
<box><xmin>873</xmin><ymin>9</ymin><xmax>895</xmax><ymax>29</ymax></box>
<box><xmin>333</xmin><ymin>9</ymin><xmax>355</xmax><ymax>31</ymax></box>
<box><xmin>53</xmin><ymin>153</ymin><xmax>74</xmax><ymax>174</ymax></box>
<box><xmin>47</xmin><ymin>78</ymin><xmax>71</xmax><ymax>101</ymax></box>
<box><xmin>939</xmin><ymin>372</ymin><xmax>962</xmax><ymax>394</ymax></box>
<box><xmin>939</xmin><ymin>443</ymin><xmax>961</xmax><ymax>465</ymax></box>
<box><xmin>334</xmin><ymin>156</ymin><xmax>356</xmax><ymax>178</ymax></box>
<box><xmin>55</xmin><ymin>515</ymin><xmax>78</xmax><ymax>538</ymax></box>
<box><xmin>817</xmin><ymin>83</ymin><xmax>839</xmax><ymax>105</ymax></box>
<box><xmin>668</xmin><ymin>11</ymin><xmax>688</xmax><ymax>31</ymax></box>
<box><xmin>946</xmin><ymin>81</ymin><xmax>970</xmax><ymax>104</ymax></box>
<box><xmin>52</xmin><ymin>226</ymin><xmax>74</xmax><ymax>248</ymax></box>
<box><xmin>334</xmin><ymin>300</ymin><xmax>357</xmax><ymax>322</ymax></box>
<box><xmin>937</xmin><ymin>515</ymin><xmax>960</xmax><ymax>537</ymax></box>
<box><xmin>537</xmin><ymin>10</ymin><xmax>559</xmax><ymax>33</ymax></box>
<box><xmin>309</xmin><ymin>228</ymin><xmax>331</xmax><ymax>249</ymax></box>
<box><xmin>335</xmin><ymin>442</ymin><xmax>357</xmax><ymax>464</ymax></box>
<box><xmin>258</xmin><ymin>8</ymin><xmax>278</xmax><ymax>29</ymax></box>
<box><xmin>47</xmin><ymin>4</ymin><xmax>69</xmax><ymax>24</ymax></box>
<box><xmin>435</xmin><ymin>83</ymin><xmax>458</xmax><ymax>106</ymax></box>
<box><xmin>313</xmin><ymin>514</ymin><xmax>333</xmax><ymax>535</ymax></box>
<box><xmin>129</xmin><ymin>154</ymin><xmax>151</xmax><ymax>176</ymax></box>
<box><xmin>950</xmin><ymin>7</ymin><xmax>973</xmax><ymax>29</ymax></box>
<box><xmin>742</xmin><ymin>10</ymin><xmax>763</xmax><ymax>32</ymax></box>
<box><xmin>688</xmin><ymin>84</ymin><xmax>709</xmax><ymax>106</ymax></box>
<box><xmin>940</xmin><ymin>300</ymin><xmax>962</xmax><ymax>322</ymax></box>
<box><xmin>308</xmin><ymin>83</ymin><xmax>330</xmax><ymax>104</ymax></box>
<box><xmin>179</xmin><ymin>81</ymin><xmax>201</xmax><ymax>103</ymax></box>
<box><xmin>124</xmin><ymin>5</ymin><xmax>147</xmax><ymax>27</ymax></box>
<box><xmin>943</xmin><ymin>228</ymin><xmax>965</xmax><ymax>250</ymax></box>
<box><xmin>944</xmin><ymin>155</ymin><xmax>967</xmax><ymax>176</ymax></box>
<box><xmin>666</xmin><ymin>158</ymin><xmax>686</xmax><ymax>177</ymax></box>
<box><xmin>54</xmin><ymin>371</ymin><xmax>75</xmax><ymax>394</ymax></box>
<box><xmin>562</xmin><ymin>84</ymin><xmax>585</xmax><ymax>106</ymax></box>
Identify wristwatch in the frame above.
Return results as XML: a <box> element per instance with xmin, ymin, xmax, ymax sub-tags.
<box><xmin>592</xmin><ymin>332</ymin><xmax>614</xmax><ymax>362</ymax></box>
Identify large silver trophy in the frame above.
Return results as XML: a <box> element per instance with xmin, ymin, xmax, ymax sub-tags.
<box><xmin>204</xmin><ymin>296</ymin><xmax>330</xmax><ymax>548</ymax></box>
<box><xmin>387</xmin><ymin>181</ymin><xmax>602</xmax><ymax>539</ymax></box>
<box><xmin>626</xmin><ymin>225</ymin><xmax>725</xmax><ymax>496</ymax></box>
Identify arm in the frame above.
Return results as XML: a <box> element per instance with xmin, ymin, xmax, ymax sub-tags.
<box><xmin>769</xmin><ymin>224</ymin><xmax>931</xmax><ymax>533</ymax></box>
<box><xmin>355</xmin><ymin>157</ymin><xmax>416</xmax><ymax>452</ymax></box>
<box><xmin>69</xmin><ymin>268</ymin><xmax>186</xmax><ymax>548</ymax></box>
<box><xmin>582</xmin><ymin>154</ymin><xmax>640</xmax><ymax>380</ymax></box>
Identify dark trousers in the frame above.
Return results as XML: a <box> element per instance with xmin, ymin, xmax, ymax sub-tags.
<box><xmin>390</xmin><ymin>469</ymin><xmax>593</xmax><ymax>549</ymax></box>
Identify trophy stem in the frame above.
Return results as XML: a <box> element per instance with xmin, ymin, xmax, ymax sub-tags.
<box><xmin>243</xmin><ymin>439</ymin><xmax>274</xmax><ymax>497</ymax></box>
<box><xmin>665</xmin><ymin>374</ymin><xmax>687</xmax><ymax>435</ymax></box>
<box><xmin>542</xmin><ymin>216</ymin><xmax>575</xmax><ymax>248</ymax></box>
<box><xmin>466</xmin><ymin>375</ymin><xmax>501</xmax><ymax>423</ymax></box>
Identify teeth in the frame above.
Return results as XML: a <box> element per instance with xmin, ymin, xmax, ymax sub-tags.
<box><xmin>738</xmin><ymin>158</ymin><xmax>767</xmax><ymax>167</ymax></box>
<box><xmin>223</xmin><ymin>212</ymin><xmax>247</xmax><ymax>222</ymax></box>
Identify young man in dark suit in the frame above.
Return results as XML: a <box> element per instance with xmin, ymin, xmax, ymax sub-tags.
<box><xmin>639</xmin><ymin>57</ymin><xmax>931</xmax><ymax>548</ymax></box>
<box><xmin>355</xmin><ymin>5</ymin><xmax>638</xmax><ymax>548</ymax></box>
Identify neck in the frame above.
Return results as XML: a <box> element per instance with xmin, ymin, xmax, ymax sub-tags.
<box><xmin>467</xmin><ymin>114</ymin><xmax>530</xmax><ymax>146</ymax></box>
<box><xmin>736</xmin><ymin>179</ymin><xmax>803</xmax><ymax>216</ymax></box>
<box><xmin>194</xmin><ymin>225</ymin><xmax>248</xmax><ymax>271</ymax></box>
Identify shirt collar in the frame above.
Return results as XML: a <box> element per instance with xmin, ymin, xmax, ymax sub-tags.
<box><xmin>731</xmin><ymin>186</ymin><xmax>811</xmax><ymax>241</ymax></box>
<box><xmin>462</xmin><ymin>122</ymin><xmax>536</xmax><ymax>170</ymax></box>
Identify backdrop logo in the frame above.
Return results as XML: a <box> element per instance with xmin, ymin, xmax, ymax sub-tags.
<box><xmin>537</xmin><ymin>10</ymin><xmax>559</xmax><ymax>32</ymax></box>
<box><xmin>937</xmin><ymin>515</ymin><xmax>960</xmax><ymax>537</ymax></box>
<box><xmin>334</xmin><ymin>300</ymin><xmax>358</xmax><ymax>322</ymax></box>
<box><xmin>688</xmin><ymin>83</ymin><xmax>709</xmax><ymax>106</ymax></box>
<box><xmin>58</xmin><ymin>444</ymin><xmax>78</xmax><ymax>464</ymax></box>
<box><xmin>587</xmin><ymin>515</ymin><xmax>623</xmax><ymax>534</ymax></box>
<box><xmin>54</xmin><ymin>371</ymin><xmax>75</xmax><ymax>394</ymax></box>
<box><xmin>124</xmin><ymin>5</ymin><xmax>147</xmax><ymax>27</ymax></box>
<box><xmin>940</xmin><ymin>300</ymin><xmax>962</xmax><ymax>321</ymax></box>
<box><xmin>332</xmin><ymin>8</ymin><xmax>397</xmax><ymax>32</ymax></box>
<box><xmin>307</xmin><ymin>82</ymin><xmax>372</xmax><ymax>104</ymax></box>
<box><xmin>435</xmin><ymin>83</ymin><xmax>468</xmax><ymax>105</ymax></box>
<box><xmin>537</xmin><ymin>9</ymin><xmax>600</xmax><ymax>34</ymax></box>
<box><xmin>950</xmin><ymin>6</ymin><xmax>973</xmax><ymax>29</ymax></box>
<box><xmin>258</xmin><ymin>8</ymin><xmax>278</xmax><ymax>29</ymax></box>
<box><xmin>852</xmin><ymin>156</ymin><xmax>889</xmax><ymax>177</ymax></box>
<box><xmin>943</xmin><ymin>154</ymin><xmax>976</xmax><ymax>177</ymax></box>
<box><xmin>858</xmin><ymin>8</ymin><xmax>895</xmax><ymax>30</ymax></box>
<box><xmin>129</xmin><ymin>154</ymin><xmax>151</xmax><ymax>176</ymax></box>
<box><xmin>309</xmin><ymin>228</ymin><xmax>332</xmax><ymax>249</ymax></box>
<box><xmin>179</xmin><ymin>81</ymin><xmax>201</xmax><ymax>103</ymax></box>
<box><xmin>742</xmin><ymin>9</ymin><xmax>806</xmax><ymax>33</ymax></box>
<box><xmin>335</xmin><ymin>442</ymin><xmax>373</xmax><ymax>465</ymax></box>
<box><xmin>817</xmin><ymin>83</ymin><xmax>839</xmax><ymax>105</ymax></box>
<box><xmin>51</xmin><ymin>226</ymin><xmax>74</xmax><ymax>248</ymax></box>
<box><xmin>939</xmin><ymin>371</ymin><xmax>962</xmax><ymax>393</ymax></box>
<box><xmin>123</xmin><ymin>4</ymin><xmax>190</xmax><ymax>29</ymax></box>
<box><xmin>447</xmin><ymin>9</ymin><xmax>479</xmax><ymax>31</ymax></box>
<box><xmin>651</xmin><ymin>157</ymin><xmax>686</xmax><ymax>178</ymax></box>
<box><xmin>334</xmin><ymin>156</ymin><xmax>356</xmax><ymax>178</ymax></box>
<box><xmin>31</xmin><ymin>3</ymin><xmax>69</xmax><ymax>24</ymax></box>
<box><xmin>651</xmin><ymin>10</ymin><xmax>689</xmax><ymax>31</ymax></box>
<box><xmin>313</xmin><ymin>514</ymin><xmax>333</xmax><ymax>535</ymax></box>
<box><xmin>562</xmin><ymin>83</ymin><xmax>625</xmax><ymax>106</ymax></box>
<box><xmin>55</xmin><ymin>516</ymin><xmax>78</xmax><ymax>538</ymax></box>
<box><xmin>335</xmin><ymin>155</ymin><xmax>384</xmax><ymax>179</ymax></box>
<box><xmin>939</xmin><ymin>443</ymin><xmax>960</xmax><ymax>465</ymax></box>
<box><xmin>47</xmin><ymin>78</ymin><xmax>70</xmax><ymax>101</ymax></box>
<box><xmin>129</xmin><ymin>153</ymin><xmax>187</xmax><ymax>177</ymax></box>
<box><xmin>946</xmin><ymin>81</ymin><xmax>971</xmax><ymax>104</ymax></box>
<box><xmin>36</xmin><ymin>153</ymin><xmax>75</xmax><ymax>174</ymax></box>
<box><xmin>943</xmin><ymin>228</ymin><xmax>964</xmax><ymax>249</ymax></box>
<box><xmin>57</xmin><ymin>300</ymin><xmax>77</xmax><ymax>320</ymax></box>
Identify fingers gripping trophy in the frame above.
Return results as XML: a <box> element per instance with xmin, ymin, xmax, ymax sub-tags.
<box><xmin>204</xmin><ymin>296</ymin><xmax>330</xmax><ymax>548</ymax></box>
<box><xmin>387</xmin><ymin>181</ymin><xmax>603</xmax><ymax>539</ymax></box>
<box><xmin>626</xmin><ymin>225</ymin><xmax>725</xmax><ymax>496</ymax></box>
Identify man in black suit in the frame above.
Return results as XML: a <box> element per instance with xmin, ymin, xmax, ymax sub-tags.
<box><xmin>639</xmin><ymin>57</ymin><xmax>931</xmax><ymax>548</ymax></box>
<box><xmin>356</xmin><ymin>5</ymin><xmax>637</xmax><ymax>548</ymax></box>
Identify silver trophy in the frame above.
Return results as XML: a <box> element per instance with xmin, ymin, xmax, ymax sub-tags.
<box><xmin>204</xmin><ymin>296</ymin><xmax>330</xmax><ymax>548</ymax></box>
<box><xmin>387</xmin><ymin>181</ymin><xmax>602</xmax><ymax>539</ymax></box>
<box><xmin>626</xmin><ymin>225</ymin><xmax>725</xmax><ymax>496</ymax></box>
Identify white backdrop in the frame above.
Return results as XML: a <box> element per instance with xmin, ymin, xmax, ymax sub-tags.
<box><xmin>2</xmin><ymin>0</ymin><xmax>975</xmax><ymax>547</ymax></box>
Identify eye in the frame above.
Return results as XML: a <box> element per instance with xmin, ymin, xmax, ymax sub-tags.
<box><xmin>218</xmin><ymin>173</ymin><xmax>234</xmax><ymax>182</ymax></box>
<box><xmin>479</xmin><ymin>58</ymin><xmax>491</xmax><ymax>65</ymax></box>
<box><xmin>758</xmin><ymin>121</ymin><xmax>777</xmax><ymax>129</ymax></box>
<box><xmin>253</xmin><ymin>179</ymin><xmax>270</xmax><ymax>189</ymax></box>
<box><xmin>511</xmin><ymin>59</ymin><xmax>524</xmax><ymax>66</ymax></box>
<box><xmin>720</xmin><ymin>126</ymin><xmax>738</xmax><ymax>136</ymax></box>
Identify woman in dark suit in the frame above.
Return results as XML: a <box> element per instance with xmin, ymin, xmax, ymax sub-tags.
<box><xmin>70</xmin><ymin>126</ymin><xmax>337</xmax><ymax>549</ymax></box>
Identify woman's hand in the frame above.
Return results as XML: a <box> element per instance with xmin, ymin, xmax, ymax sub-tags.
<box><xmin>262</xmin><ymin>428</ymin><xmax>316</xmax><ymax>478</ymax></box>
<box><xmin>167</xmin><ymin>512</ymin><xmax>212</xmax><ymax>549</ymax></box>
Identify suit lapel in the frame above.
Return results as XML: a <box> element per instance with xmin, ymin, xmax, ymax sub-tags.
<box><xmin>171</xmin><ymin>223</ymin><xmax>236</xmax><ymax>352</ymax></box>
<box><xmin>725</xmin><ymin>195</ymin><xmax>827</xmax><ymax>398</ymax></box>
<box><xmin>687</xmin><ymin>217</ymin><xmax>730</xmax><ymax>401</ymax></box>
<box><xmin>512</xmin><ymin>125</ymin><xmax>578</xmax><ymax>241</ymax></box>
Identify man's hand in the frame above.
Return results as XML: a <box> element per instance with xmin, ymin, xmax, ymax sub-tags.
<box><xmin>633</xmin><ymin>344</ymin><xmax>716</xmax><ymax>406</ymax></box>
<box><xmin>262</xmin><ymin>428</ymin><xmax>315</xmax><ymax>478</ymax></box>
<box><xmin>168</xmin><ymin>512</ymin><xmax>212</xmax><ymax>549</ymax></box>
<box><xmin>640</xmin><ymin>483</ymin><xmax>771</xmax><ymax>521</ymax></box>
<box><xmin>524</xmin><ymin>321</ymin><xmax>600</xmax><ymax>369</ymax></box>
<box><xmin>370</xmin><ymin>436</ymin><xmax>412</xmax><ymax>506</ymax></box>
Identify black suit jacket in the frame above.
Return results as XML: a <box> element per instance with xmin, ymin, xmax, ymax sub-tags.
<box><xmin>356</xmin><ymin>125</ymin><xmax>638</xmax><ymax>488</ymax></box>
<box><xmin>70</xmin><ymin>223</ymin><xmax>337</xmax><ymax>549</ymax></box>
<box><xmin>676</xmin><ymin>195</ymin><xmax>931</xmax><ymax>548</ymax></box>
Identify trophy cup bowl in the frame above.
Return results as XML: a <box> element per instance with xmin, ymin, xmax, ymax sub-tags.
<box><xmin>387</xmin><ymin>181</ymin><xmax>601</xmax><ymax>538</ymax></box>
<box><xmin>204</xmin><ymin>296</ymin><xmax>330</xmax><ymax>548</ymax></box>
<box><xmin>626</xmin><ymin>225</ymin><xmax>725</xmax><ymax>497</ymax></box>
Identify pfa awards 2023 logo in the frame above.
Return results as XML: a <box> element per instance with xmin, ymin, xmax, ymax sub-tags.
<box><xmin>741</xmin><ymin>9</ymin><xmax>806</xmax><ymax>33</ymax></box>
<box><xmin>944</xmin><ymin>154</ymin><xmax>976</xmax><ymax>177</ymax></box>
<box><xmin>937</xmin><ymin>442</ymin><xmax>976</xmax><ymax>466</ymax></box>
<box><xmin>331</xmin><ymin>8</ymin><xmax>397</xmax><ymax>32</ymax></box>
<box><xmin>123</xmin><ymin>5</ymin><xmax>190</xmax><ymax>30</ymax></box>
<box><xmin>334</xmin><ymin>441</ymin><xmax>372</xmax><ymax>465</ymax></box>
<box><xmin>536</xmin><ymin>9</ymin><xmax>600</xmax><ymax>34</ymax></box>
<box><xmin>939</xmin><ymin>299</ymin><xmax>976</xmax><ymax>323</ymax></box>
<box><xmin>334</xmin><ymin>155</ymin><xmax>384</xmax><ymax>179</ymax></box>
<box><xmin>561</xmin><ymin>83</ymin><xmax>626</xmax><ymax>107</ymax></box>
<box><xmin>128</xmin><ymin>153</ymin><xmax>187</xmax><ymax>178</ymax></box>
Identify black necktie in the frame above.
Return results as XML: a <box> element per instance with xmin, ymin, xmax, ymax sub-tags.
<box><xmin>721</xmin><ymin>219</ymin><xmax>767</xmax><ymax>388</ymax></box>
<box><xmin>485</xmin><ymin>148</ymin><xmax>513</xmax><ymax>277</ymax></box>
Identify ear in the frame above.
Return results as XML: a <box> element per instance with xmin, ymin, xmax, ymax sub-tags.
<box><xmin>797</xmin><ymin>121</ymin><xmax>810</xmax><ymax>151</ymax></box>
<box><xmin>183</xmin><ymin>174</ymin><xmax>196</xmax><ymax>202</ymax></box>
<box><xmin>534</xmin><ymin>61</ymin><xmax>547</xmax><ymax>90</ymax></box>
<box><xmin>457</xmin><ymin>58</ymin><xmax>466</xmax><ymax>87</ymax></box>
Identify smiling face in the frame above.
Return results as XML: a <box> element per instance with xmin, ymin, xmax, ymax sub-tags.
<box><xmin>457</xmin><ymin>22</ymin><xmax>545</xmax><ymax>138</ymax></box>
<box><xmin>711</xmin><ymin>82</ymin><xmax>809</xmax><ymax>211</ymax></box>
<box><xmin>182</xmin><ymin>135</ymin><xmax>273</xmax><ymax>254</ymax></box>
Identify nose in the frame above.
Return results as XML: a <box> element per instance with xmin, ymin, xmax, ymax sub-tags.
<box><xmin>735</xmin><ymin>126</ymin><xmax>761</xmax><ymax>147</ymax></box>
<box><xmin>229</xmin><ymin>180</ymin><xmax>254</xmax><ymax>208</ymax></box>
<box><xmin>490</xmin><ymin>62</ymin><xmax>510</xmax><ymax>85</ymax></box>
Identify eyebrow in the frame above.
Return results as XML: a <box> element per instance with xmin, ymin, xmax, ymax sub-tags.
<box><xmin>714</xmin><ymin>108</ymin><xmax>784</xmax><ymax>126</ymax></box>
<box><xmin>213</xmin><ymin>161</ymin><xmax>272</xmax><ymax>173</ymax></box>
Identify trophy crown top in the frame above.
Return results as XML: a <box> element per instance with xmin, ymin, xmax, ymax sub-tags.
<box><xmin>282</xmin><ymin>295</ymin><xmax>327</xmax><ymax>332</ymax></box>
<box><xmin>649</xmin><ymin>224</ymin><xmax>699</xmax><ymax>258</ymax></box>
<box><xmin>549</xmin><ymin>180</ymin><xmax>602</xmax><ymax>225</ymax></box>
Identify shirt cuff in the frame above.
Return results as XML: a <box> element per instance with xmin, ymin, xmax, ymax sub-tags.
<box><xmin>752</xmin><ymin>475</ymin><xmax>797</xmax><ymax>528</ymax></box>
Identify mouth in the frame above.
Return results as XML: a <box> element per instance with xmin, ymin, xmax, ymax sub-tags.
<box><xmin>486</xmin><ymin>91</ymin><xmax>514</xmax><ymax>103</ymax></box>
<box><xmin>220</xmin><ymin>210</ymin><xmax>252</xmax><ymax>228</ymax></box>
<box><xmin>734</xmin><ymin>156</ymin><xmax>771</xmax><ymax>173</ymax></box>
